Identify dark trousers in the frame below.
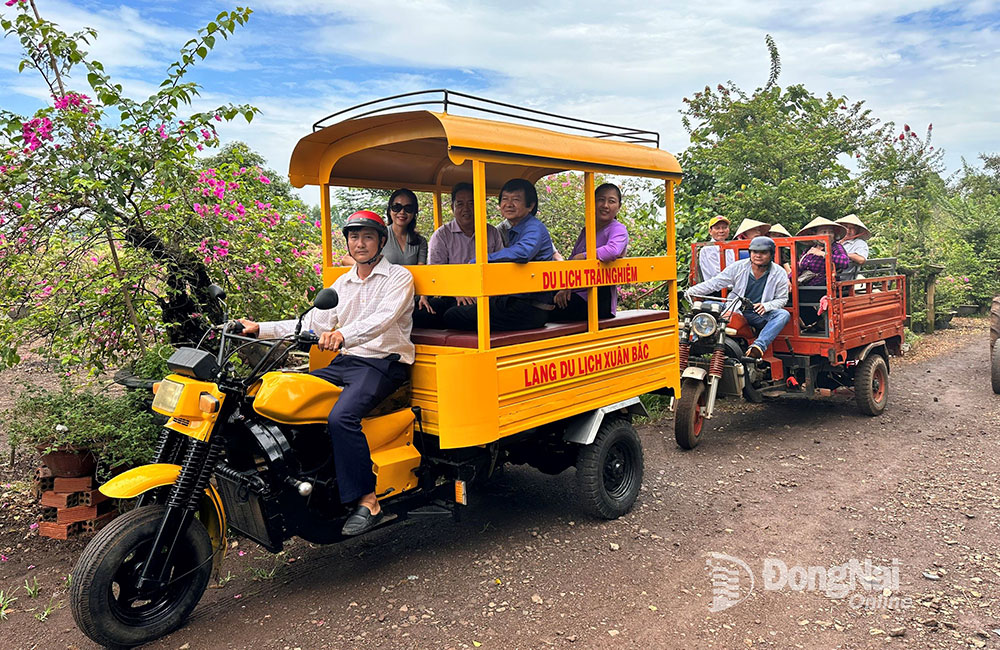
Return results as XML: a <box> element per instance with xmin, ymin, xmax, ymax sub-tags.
<box><xmin>412</xmin><ymin>296</ymin><xmax>456</xmax><ymax>329</ymax></box>
<box><xmin>311</xmin><ymin>354</ymin><xmax>408</xmax><ymax>504</ymax></box>
<box><xmin>549</xmin><ymin>287</ymin><xmax>614</xmax><ymax>322</ymax></box>
<box><xmin>443</xmin><ymin>295</ymin><xmax>549</xmax><ymax>331</ymax></box>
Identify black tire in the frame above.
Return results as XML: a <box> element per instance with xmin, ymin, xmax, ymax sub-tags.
<box><xmin>991</xmin><ymin>340</ymin><xmax>1000</xmax><ymax>395</ymax></box>
<box><xmin>575</xmin><ymin>418</ymin><xmax>643</xmax><ymax>520</ymax></box>
<box><xmin>71</xmin><ymin>505</ymin><xmax>213</xmax><ymax>649</ymax></box>
<box><xmin>675</xmin><ymin>378</ymin><xmax>707</xmax><ymax>449</ymax></box>
<box><xmin>854</xmin><ymin>354</ymin><xmax>889</xmax><ymax>416</ymax></box>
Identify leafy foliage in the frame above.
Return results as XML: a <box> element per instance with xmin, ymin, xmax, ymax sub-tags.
<box><xmin>0</xmin><ymin>4</ymin><xmax>325</xmax><ymax>372</ymax></box>
<box><xmin>4</xmin><ymin>381</ymin><xmax>160</xmax><ymax>476</ymax></box>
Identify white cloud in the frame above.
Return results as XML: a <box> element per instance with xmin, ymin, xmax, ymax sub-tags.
<box><xmin>2</xmin><ymin>0</ymin><xmax>999</xmax><ymax>202</ymax></box>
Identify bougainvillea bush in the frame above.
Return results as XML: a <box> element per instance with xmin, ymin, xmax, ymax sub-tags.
<box><xmin>0</xmin><ymin>3</ymin><xmax>321</xmax><ymax>372</ymax></box>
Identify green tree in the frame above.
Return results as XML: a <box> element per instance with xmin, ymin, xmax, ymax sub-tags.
<box><xmin>677</xmin><ymin>36</ymin><xmax>879</xmax><ymax>233</ymax></box>
<box><xmin>0</xmin><ymin>3</ymin><xmax>316</xmax><ymax>370</ymax></box>
<box><xmin>856</xmin><ymin>122</ymin><xmax>945</xmax><ymax>258</ymax></box>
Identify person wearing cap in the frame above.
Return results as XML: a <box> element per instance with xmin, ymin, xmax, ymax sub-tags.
<box><xmin>238</xmin><ymin>210</ymin><xmax>414</xmax><ymax>536</ymax></box>
<box><xmin>733</xmin><ymin>218</ymin><xmax>771</xmax><ymax>259</ymax></box>
<box><xmin>836</xmin><ymin>214</ymin><xmax>871</xmax><ymax>266</ymax></box>
<box><xmin>697</xmin><ymin>215</ymin><xmax>736</xmax><ymax>282</ymax></box>
<box><xmin>794</xmin><ymin>217</ymin><xmax>850</xmax><ymax>286</ymax></box>
<box><xmin>685</xmin><ymin>236</ymin><xmax>790</xmax><ymax>359</ymax></box>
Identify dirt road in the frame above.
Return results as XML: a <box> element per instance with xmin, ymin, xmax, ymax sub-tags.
<box><xmin>1</xmin><ymin>319</ymin><xmax>997</xmax><ymax>649</ymax></box>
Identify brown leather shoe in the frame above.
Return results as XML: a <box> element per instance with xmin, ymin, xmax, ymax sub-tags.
<box><xmin>747</xmin><ymin>345</ymin><xmax>764</xmax><ymax>360</ymax></box>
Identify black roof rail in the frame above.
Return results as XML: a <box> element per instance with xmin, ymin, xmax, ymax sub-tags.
<box><xmin>311</xmin><ymin>89</ymin><xmax>659</xmax><ymax>147</ymax></box>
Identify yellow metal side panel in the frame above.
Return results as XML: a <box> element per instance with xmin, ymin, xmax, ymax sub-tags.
<box><xmin>363</xmin><ymin>409</ymin><xmax>415</xmax><ymax>451</ymax></box>
<box><xmin>253</xmin><ymin>372</ymin><xmax>342</xmax><ymax>425</ymax></box>
<box><xmin>493</xmin><ymin>324</ymin><xmax>679</xmax><ymax>436</ymax></box>
<box><xmin>408</xmin><ymin>264</ymin><xmax>484</xmax><ymax>298</ymax></box>
<box><xmin>436</xmin><ymin>350</ymin><xmax>500</xmax><ymax>448</ymax></box>
<box><xmin>322</xmin><ymin>266</ymin><xmax>352</xmax><ymax>288</ymax></box>
<box><xmin>372</xmin><ymin>442</ymin><xmax>421</xmax><ymax>498</ymax></box>
<box><xmin>309</xmin><ymin>349</ymin><xmax>338</xmax><ymax>371</ymax></box>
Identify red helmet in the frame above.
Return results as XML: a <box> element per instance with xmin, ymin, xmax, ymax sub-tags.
<box><xmin>341</xmin><ymin>210</ymin><xmax>388</xmax><ymax>240</ymax></box>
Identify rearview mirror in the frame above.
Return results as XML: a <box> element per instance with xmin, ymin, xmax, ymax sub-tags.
<box><xmin>313</xmin><ymin>288</ymin><xmax>339</xmax><ymax>311</ymax></box>
<box><xmin>207</xmin><ymin>284</ymin><xmax>227</xmax><ymax>301</ymax></box>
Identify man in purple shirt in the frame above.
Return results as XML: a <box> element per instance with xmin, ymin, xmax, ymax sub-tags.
<box><xmin>551</xmin><ymin>183</ymin><xmax>630</xmax><ymax>321</ymax></box>
<box><xmin>414</xmin><ymin>182</ymin><xmax>503</xmax><ymax>328</ymax></box>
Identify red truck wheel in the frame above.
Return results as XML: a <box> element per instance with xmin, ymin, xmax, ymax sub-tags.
<box><xmin>855</xmin><ymin>354</ymin><xmax>889</xmax><ymax>416</ymax></box>
<box><xmin>675</xmin><ymin>378</ymin><xmax>707</xmax><ymax>449</ymax></box>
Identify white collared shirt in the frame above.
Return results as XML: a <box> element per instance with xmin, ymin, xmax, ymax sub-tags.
<box><xmin>257</xmin><ymin>257</ymin><xmax>415</xmax><ymax>364</ymax></box>
<box><xmin>698</xmin><ymin>244</ymin><xmax>737</xmax><ymax>281</ymax></box>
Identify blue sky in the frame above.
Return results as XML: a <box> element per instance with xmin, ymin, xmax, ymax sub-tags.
<box><xmin>2</xmin><ymin>0</ymin><xmax>999</xmax><ymax>205</ymax></box>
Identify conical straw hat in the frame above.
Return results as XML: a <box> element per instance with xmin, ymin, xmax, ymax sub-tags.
<box><xmin>768</xmin><ymin>223</ymin><xmax>791</xmax><ymax>237</ymax></box>
<box><xmin>734</xmin><ymin>218</ymin><xmax>770</xmax><ymax>239</ymax></box>
<box><xmin>796</xmin><ymin>216</ymin><xmax>847</xmax><ymax>240</ymax></box>
<box><xmin>835</xmin><ymin>214</ymin><xmax>871</xmax><ymax>240</ymax></box>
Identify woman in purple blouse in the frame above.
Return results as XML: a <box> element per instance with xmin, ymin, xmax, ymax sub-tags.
<box><xmin>551</xmin><ymin>183</ymin><xmax>629</xmax><ymax>321</ymax></box>
<box><xmin>794</xmin><ymin>217</ymin><xmax>850</xmax><ymax>285</ymax></box>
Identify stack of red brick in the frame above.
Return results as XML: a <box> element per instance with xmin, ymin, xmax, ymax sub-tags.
<box><xmin>33</xmin><ymin>467</ymin><xmax>117</xmax><ymax>540</ymax></box>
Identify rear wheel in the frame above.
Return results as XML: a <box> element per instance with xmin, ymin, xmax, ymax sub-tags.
<box><xmin>675</xmin><ymin>378</ymin><xmax>707</xmax><ymax>449</ymax></box>
<box><xmin>71</xmin><ymin>505</ymin><xmax>213</xmax><ymax>649</ymax></box>
<box><xmin>576</xmin><ymin>419</ymin><xmax>643</xmax><ymax>519</ymax></box>
<box><xmin>854</xmin><ymin>354</ymin><xmax>889</xmax><ymax>416</ymax></box>
<box><xmin>991</xmin><ymin>340</ymin><xmax>1000</xmax><ymax>395</ymax></box>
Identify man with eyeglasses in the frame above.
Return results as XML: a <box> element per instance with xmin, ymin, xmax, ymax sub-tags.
<box><xmin>414</xmin><ymin>182</ymin><xmax>504</xmax><ymax>328</ymax></box>
<box><xmin>444</xmin><ymin>178</ymin><xmax>556</xmax><ymax>331</ymax></box>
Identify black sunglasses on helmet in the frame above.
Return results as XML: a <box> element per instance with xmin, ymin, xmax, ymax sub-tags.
<box><xmin>389</xmin><ymin>202</ymin><xmax>417</xmax><ymax>214</ymax></box>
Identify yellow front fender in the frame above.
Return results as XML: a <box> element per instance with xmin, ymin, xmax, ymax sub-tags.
<box><xmin>100</xmin><ymin>464</ymin><xmax>227</xmax><ymax>577</ymax></box>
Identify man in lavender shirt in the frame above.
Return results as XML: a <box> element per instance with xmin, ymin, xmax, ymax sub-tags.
<box><xmin>550</xmin><ymin>183</ymin><xmax>629</xmax><ymax>321</ymax></box>
<box><xmin>413</xmin><ymin>182</ymin><xmax>503</xmax><ymax>328</ymax></box>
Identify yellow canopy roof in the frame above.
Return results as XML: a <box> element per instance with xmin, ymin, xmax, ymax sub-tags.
<box><xmin>289</xmin><ymin>110</ymin><xmax>682</xmax><ymax>192</ymax></box>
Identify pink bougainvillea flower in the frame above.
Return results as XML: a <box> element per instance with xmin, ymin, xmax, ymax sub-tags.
<box><xmin>258</xmin><ymin>175</ymin><xmax>271</xmax><ymax>184</ymax></box>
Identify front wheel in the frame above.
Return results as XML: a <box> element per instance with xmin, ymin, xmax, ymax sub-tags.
<box><xmin>991</xmin><ymin>340</ymin><xmax>1000</xmax><ymax>395</ymax></box>
<box><xmin>575</xmin><ymin>418</ymin><xmax>644</xmax><ymax>519</ymax></box>
<box><xmin>854</xmin><ymin>354</ymin><xmax>889</xmax><ymax>416</ymax></box>
<box><xmin>71</xmin><ymin>505</ymin><xmax>213</xmax><ymax>649</ymax></box>
<box><xmin>675</xmin><ymin>378</ymin><xmax>708</xmax><ymax>449</ymax></box>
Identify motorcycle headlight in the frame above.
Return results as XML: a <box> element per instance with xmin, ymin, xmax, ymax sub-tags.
<box><xmin>152</xmin><ymin>378</ymin><xmax>184</xmax><ymax>414</ymax></box>
<box><xmin>691</xmin><ymin>312</ymin><xmax>718</xmax><ymax>338</ymax></box>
